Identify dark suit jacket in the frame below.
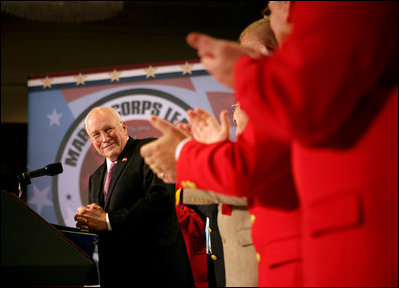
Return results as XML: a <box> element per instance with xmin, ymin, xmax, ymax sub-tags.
<box><xmin>89</xmin><ymin>137</ymin><xmax>193</xmax><ymax>287</ymax></box>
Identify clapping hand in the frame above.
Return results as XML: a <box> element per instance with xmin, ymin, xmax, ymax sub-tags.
<box><xmin>187</xmin><ymin>108</ymin><xmax>230</xmax><ymax>144</ymax></box>
<box><xmin>186</xmin><ymin>32</ymin><xmax>261</xmax><ymax>89</ymax></box>
<box><xmin>140</xmin><ymin>115</ymin><xmax>190</xmax><ymax>183</ymax></box>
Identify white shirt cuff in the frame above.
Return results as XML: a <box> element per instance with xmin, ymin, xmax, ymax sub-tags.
<box><xmin>175</xmin><ymin>138</ymin><xmax>192</xmax><ymax>160</ymax></box>
<box><xmin>106</xmin><ymin>213</ymin><xmax>112</xmax><ymax>231</ymax></box>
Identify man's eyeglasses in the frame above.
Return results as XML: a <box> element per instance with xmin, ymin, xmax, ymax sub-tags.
<box><xmin>261</xmin><ymin>7</ymin><xmax>271</xmax><ymax>20</ymax></box>
<box><xmin>231</xmin><ymin>104</ymin><xmax>241</xmax><ymax>113</ymax></box>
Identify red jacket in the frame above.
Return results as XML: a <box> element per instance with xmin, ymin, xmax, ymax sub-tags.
<box><xmin>175</xmin><ymin>190</ymin><xmax>208</xmax><ymax>287</ymax></box>
<box><xmin>177</xmin><ymin>120</ymin><xmax>302</xmax><ymax>286</ymax></box>
<box><xmin>233</xmin><ymin>1</ymin><xmax>397</xmax><ymax>286</ymax></box>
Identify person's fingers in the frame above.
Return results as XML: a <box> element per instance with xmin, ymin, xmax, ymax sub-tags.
<box><xmin>176</xmin><ymin>123</ymin><xmax>192</xmax><ymax>137</ymax></box>
<box><xmin>196</xmin><ymin>108</ymin><xmax>215</xmax><ymax>123</ymax></box>
<box><xmin>219</xmin><ymin>110</ymin><xmax>230</xmax><ymax>125</ymax></box>
<box><xmin>87</xmin><ymin>203</ymin><xmax>101</xmax><ymax>210</ymax></box>
<box><xmin>188</xmin><ymin>110</ymin><xmax>204</xmax><ymax>130</ymax></box>
<box><xmin>186</xmin><ymin>32</ymin><xmax>202</xmax><ymax>48</ymax></box>
<box><xmin>195</xmin><ymin>108</ymin><xmax>219</xmax><ymax>130</ymax></box>
<box><xmin>201</xmin><ymin>56</ymin><xmax>219</xmax><ymax>71</ymax></box>
<box><xmin>77</xmin><ymin>221</ymin><xmax>89</xmax><ymax>231</ymax></box>
<box><xmin>140</xmin><ymin>117</ymin><xmax>170</xmax><ymax>158</ymax></box>
<box><xmin>187</xmin><ymin>33</ymin><xmax>223</xmax><ymax>60</ymax></box>
<box><xmin>186</xmin><ymin>32</ymin><xmax>214</xmax><ymax>51</ymax></box>
<box><xmin>75</xmin><ymin>215</ymin><xmax>87</xmax><ymax>223</ymax></box>
<box><xmin>193</xmin><ymin>108</ymin><xmax>210</xmax><ymax>124</ymax></box>
<box><xmin>162</xmin><ymin>172</ymin><xmax>176</xmax><ymax>184</ymax></box>
<box><xmin>141</xmin><ymin>151</ymin><xmax>159</xmax><ymax>175</ymax></box>
<box><xmin>187</xmin><ymin>110</ymin><xmax>199</xmax><ymax>123</ymax></box>
<box><xmin>149</xmin><ymin>163</ymin><xmax>160</xmax><ymax>174</ymax></box>
<box><xmin>194</xmin><ymin>108</ymin><xmax>207</xmax><ymax>116</ymax></box>
<box><xmin>148</xmin><ymin>115</ymin><xmax>174</xmax><ymax>134</ymax></box>
<box><xmin>76</xmin><ymin>207</ymin><xmax>89</xmax><ymax>215</ymax></box>
<box><xmin>177</xmin><ymin>122</ymin><xmax>190</xmax><ymax>131</ymax></box>
<box><xmin>76</xmin><ymin>207</ymin><xmax>84</xmax><ymax>215</ymax></box>
<box><xmin>219</xmin><ymin>110</ymin><xmax>231</xmax><ymax>140</ymax></box>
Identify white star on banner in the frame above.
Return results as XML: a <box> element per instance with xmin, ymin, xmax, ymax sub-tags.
<box><xmin>47</xmin><ymin>108</ymin><xmax>63</xmax><ymax>126</ymax></box>
<box><xmin>109</xmin><ymin>69</ymin><xmax>121</xmax><ymax>82</ymax></box>
<box><xmin>29</xmin><ymin>185</ymin><xmax>53</xmax><ymax>214</ymax></box>
<box><xmin>180</xmin><ymin>61</ymin><xmax>193</xmax><ymax>75</ymax></box>
<box><xmin>145</xmin><ymin>66</ymin><xmax>157</xmax><ymax>78</ymax></box>
<box><xmin>41</xmin><ymin>76</ymin><xmax>53</xmax><ymax>88</ymax></box>
<box><xmin>74</xmin><ymin>73</ymin><xmax>87</xmax><ymax>85</ymax></box>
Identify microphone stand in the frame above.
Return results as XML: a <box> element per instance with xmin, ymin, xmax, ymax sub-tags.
<box><xmin>15</xmin><ymin>163</ymin><xmax>63</xmax><ymax>199</ymax></box>
<box><xmin>17</xmin><ymin>172</ymin><xmax>30</xmax><ymax>199</ymax></box>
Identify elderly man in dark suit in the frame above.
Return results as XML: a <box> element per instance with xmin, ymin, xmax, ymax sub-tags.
<box><xmin>74</xmin><ymin>106</ymin><xmax>193</xmax><ymax>287</ymax></box>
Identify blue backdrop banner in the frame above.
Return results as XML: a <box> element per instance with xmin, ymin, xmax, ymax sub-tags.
<box><xmin>27</xmin><ymin>60</ymin><xmax>234</xmax><ymax>227</ymax></box>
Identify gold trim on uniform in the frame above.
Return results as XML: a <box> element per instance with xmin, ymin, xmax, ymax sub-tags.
<box><xmin>181</xmin><ymin>180</ymin><xmax>197</xmax><ymax>189</ymax></box>
<box><xmin>251</xmin><ymin>214</ymin><xmax>256</xmax><ymax>224</ymax></box>
<box><xmin>175</xmin><ymin>188</ymin><xmax>182</xmax><ymax>206</ymax></box>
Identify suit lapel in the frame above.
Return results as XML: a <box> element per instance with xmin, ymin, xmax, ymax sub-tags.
<box><xmin>104</xmin><ymin>158</ymin><xmax>128</xmax><ymax>210</ymax></box>
<box><xmin>104</xmin><ymin>137</ymin><xmax>136</xmax><ymax>210</ymax></box>
<box><xmin>92</xmin><ymin>162</ymin><xmax>107</xmax><ymax>206</ymax></box>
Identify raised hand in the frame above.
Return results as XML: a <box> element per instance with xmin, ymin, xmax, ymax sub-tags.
<box><xmin>188</xmin><ymin>108</ymin><xmax>230</xmax><ymax>144</ymax></box>
<box><xmin>176</xmin><ymin>122</ymin><xmax>193</xmax><ymax>138</ymax></box>
<box><xmin>186</xmin><ymin>32</ymin><xmax>260</xmax><ymax>89</ymax></box>
<box><xmin>140</xmin><ymin>115</ymin><xmax>190</xmax><ymax>183</ymax></box>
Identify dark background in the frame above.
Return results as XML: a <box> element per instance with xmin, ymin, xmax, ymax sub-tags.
<box><xmin>1</xmin><ymin>1</ymin><xmax>268</xmax><ymax>195</ymax></box>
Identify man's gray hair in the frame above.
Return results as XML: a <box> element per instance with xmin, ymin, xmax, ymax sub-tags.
<box><xmin>84</xmin><ymin>106</ymin><xmax>122</xmax><ymax>131</ymax></box>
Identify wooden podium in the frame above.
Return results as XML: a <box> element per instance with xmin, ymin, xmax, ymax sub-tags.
<box><xmin>1</xmin><ymin>190</ymin><xmax>98</xmax><ymax>286</ymax></box>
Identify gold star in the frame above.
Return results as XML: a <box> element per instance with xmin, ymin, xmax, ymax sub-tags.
<box><xmin>109</xmin><ymin>69</ymin><xmax>121</xmax><ymax>82</ymax></box>
<box><xmin>145</xmin><ymin>66</ymin><xmax>157</xmax><ymax>78</ymax></box>
<box><xmin>74</xmin><ymin>73</ymin><xmax>86</xmax><ymax>85</ymax></box>
<box><xmin>42</xmin><ymin>76</ymin><xmax>53</xmax><ymax>88</ymax></box>
<box><xmin>180</xmin><ymin>61</ymin><xmax>193</xmax><ymax>75</ymax></box>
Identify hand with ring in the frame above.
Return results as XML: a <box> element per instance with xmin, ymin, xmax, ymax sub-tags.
<box><xmin>150</xmin><ymin>164</ymin><xmax>159</xmax><ymax>174</ymax></box>
<box><xmin>140</xmin><ymin>115</ymin><xmax>189</xmax><ymax>184</ymax></box>
<box><xmin>150</xmin><ymin>164</ymin><xmax>166</xmax><ymax>180</ymax></box>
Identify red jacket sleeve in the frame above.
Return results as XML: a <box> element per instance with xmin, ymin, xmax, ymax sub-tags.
<box><xmin>177</xmin><ymin>120</ymin><xmax>298</xmax><ymax>209</ymax></box>
<box><xmin>235</xmin><ymin>1</ymin><xmax>398</xmax><ymax>147</ymax></box>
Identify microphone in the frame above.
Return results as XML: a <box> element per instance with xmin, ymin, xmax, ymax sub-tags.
<box><xmin>18</xmin><ymin>162</ymin><xmax>63</xmax><ymax>186</ymax></box>
<box><xmin>17</xmin><ymin>162</ymin><xmax>63</xmax><ymax>198</ymax></box>
<box><xmin>29</xmin><ymin>162</ymin><xmax>63</xmax><ymax>178</ymax></box>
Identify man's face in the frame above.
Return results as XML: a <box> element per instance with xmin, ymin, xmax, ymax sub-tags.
<box><xmin>86</xmin><ymin>109</ymin><xmax>128</xmax><ymax>162</ymax></box>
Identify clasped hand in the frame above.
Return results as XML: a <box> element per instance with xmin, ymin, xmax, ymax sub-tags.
<box><xmin>74</xmin><ymin>203</ymin><xmax>107</xmax><ymax>232</ymax></box>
